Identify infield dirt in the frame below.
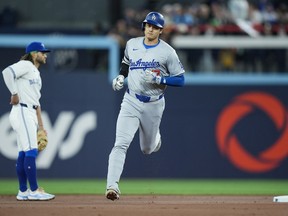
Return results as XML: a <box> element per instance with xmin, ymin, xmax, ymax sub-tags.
<box><xmin>0</xmin><ymin>195</ymin><xmax>287</xmax><ymax>216</ymax></box>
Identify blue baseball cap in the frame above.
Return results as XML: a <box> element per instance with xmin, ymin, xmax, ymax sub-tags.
<box><xmin>25</xmin><ymin>42</ymin><xmax>51</xmax><ymax>54</ymax></box>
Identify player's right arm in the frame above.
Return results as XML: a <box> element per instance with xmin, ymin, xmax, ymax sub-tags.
<box><xmin>2</xmin><ymin>67</ymin><xmax>20</xmax><ymax>105</ymax></box>
<box><xmin>2</xmin><ymin>61</ymin><xmax>31</xmax><ymax>94</ymax></box>
<box><xmin>119</xmin><ymin>61</ymin><xmax>129</xmax><ymax>78</ymax></box>
<box><xmin>112</xmin><ymin>62</ymin><xmax>129</xmax><ymax>91</ymax></box>
<box><xmin>2</xmin><ymin>67</ymin><xmax>18</xmax><ymax>96</ymax></box>
<box><xmin>2</xmin><ymin>61</ymin><xmax>32</xmax><ymax>104</ymax></box>
<box><xmin>112</xmin><ymin>44</ymin><xmax>130</xmax><ymax>91</ymax></box>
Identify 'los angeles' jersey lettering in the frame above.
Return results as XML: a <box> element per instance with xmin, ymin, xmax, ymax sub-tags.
<box><xmin>130</xmin><ymin>58</ymin><xmax>160</xmax><ymax>71</ymax></box>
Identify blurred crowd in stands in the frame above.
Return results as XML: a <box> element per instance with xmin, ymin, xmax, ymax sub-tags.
<box><xmin>0</xmin><ymin>6</ymin><xmax>19</xmax><ymax>28</ymax></box>
<box><xmin>103</xmin><ymin>0</ymin><xmax>288</xmax><ymax>73</ymax></box>
<box><xmin>1</xmin><ymin>0</ymin><xmax>288</xmax><ymax>73</ymax></box>
<box><xmin>106</xmin><ymin>0</ymin><xmax>288</xmax><ymax>46</ymax></box>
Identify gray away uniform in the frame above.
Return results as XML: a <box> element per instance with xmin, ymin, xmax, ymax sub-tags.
<box><xmin>107</xmin><ymin>37</ymin><xmax>185</xmax><ymax>192</ymax></box>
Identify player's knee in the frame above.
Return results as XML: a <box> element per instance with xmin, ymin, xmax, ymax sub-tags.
<box><xmin>111</xmin><ymin>145</ymin><xmax>128</xmax><ymax>155</ymax></box>
<box><xmin>141</xmin><ymin>146</ymin><xmax>153</xmax><ymax>155</ymax></box>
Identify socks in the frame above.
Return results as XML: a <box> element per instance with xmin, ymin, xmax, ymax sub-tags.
<box><xmin>16</xmin><ymin>151</ymin><xmax>27</xmax><ymax>192</ymax></box>
<box><xmin>24</xmin><ymin>149</ymin><xmax>39</xmax><ymax>191</ymax></box>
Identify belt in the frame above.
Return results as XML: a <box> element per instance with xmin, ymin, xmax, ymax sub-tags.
<box><xmin>127</xmin><ymin>89</ymin><xmax>164</xmax><ymax>103</ymax></box>
<box><xmin>20</xmin><ymin>103</ymin><xmax>38</xmax><ymax>110</ymax></box>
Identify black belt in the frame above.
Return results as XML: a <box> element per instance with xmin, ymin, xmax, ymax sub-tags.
<box><xmin>127</xmin><ymin>89</ymin><xmax>164</xmax><ymax>103</ymax></box>
<box><xmin>20</xmin><ymin>103</ymin><xmax>38</xmax><ymax>110</ymax></box>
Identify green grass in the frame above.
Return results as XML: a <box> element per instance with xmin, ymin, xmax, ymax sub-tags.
<box><xmin>0</xmin><ymin>178</ymin><xmax>287</xmax><ymax>195</ymax></box>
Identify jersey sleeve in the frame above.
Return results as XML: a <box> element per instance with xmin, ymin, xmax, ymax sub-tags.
<box><xmin>2</xmin><ymin>61</ymin><xmax>33</xmax><ymax>95</ymax></box>
<box><xmin>166</xmin><ymin>50</ymin><xmax>185</xmax><ymax>77</ymax></box>
<box><xmin>122</xmin><ymin>40</ymin><xmax>130</xmax><ymax>66</ymax></box>
<box><xmin>10</xmin><ymin>61</ymin><xmax>32</xmax><ymax>78</ymax></box>
<box><xmin>2</xmin><ymin>66</ymin><xmax>18</xmax><ymax>95</ymax></box>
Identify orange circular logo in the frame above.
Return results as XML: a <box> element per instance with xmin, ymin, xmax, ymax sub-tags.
<box><xmin>215</xmin><ymin>91</ymin><xmax>288</xmax><ymax>173</ymax></box>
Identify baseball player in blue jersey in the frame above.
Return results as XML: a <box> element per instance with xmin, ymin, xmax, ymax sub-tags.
<box><xmin>2</xmin><ymin>42</ymin><xmax>55</xmax><ymax>201</ymax></box>
<box><xmin>106</xmin><ymin>11</ymin><xmax>185</xmax><ymax>201</ymax></box>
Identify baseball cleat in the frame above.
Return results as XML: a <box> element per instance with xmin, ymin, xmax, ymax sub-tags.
<box><xmin>105</xmin><ymin>189</ymin><xmax>120</xmax><ymax>201</ymax></box>
<box><xmin>28</xmin><ymin>187</ymin><xmax>55</xmax><ymax>201</ymax></box>
<box><xmin>16</xmin><ymin>189</ymin><xmax>30</xmax><ymax>201</ymax></box>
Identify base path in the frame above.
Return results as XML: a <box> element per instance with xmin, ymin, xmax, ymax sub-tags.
<box><xmin>0</xmin><ymin>195</ymin><xmax>287</xmax><ymax>216</ymax></box>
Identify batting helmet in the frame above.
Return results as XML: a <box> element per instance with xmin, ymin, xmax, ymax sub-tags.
<box><xmin>142</xmin><ymin>12</ymin><xmax>165</xmax><ymax>31</ymax></box>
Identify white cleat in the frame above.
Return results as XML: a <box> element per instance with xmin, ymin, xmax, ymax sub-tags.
<box><xmin>105</xmin><ymin>189</ymin><xmax>120</xmax><ymax>201</ymax></box>
<box><xmin>28</xmin><ymin>187</ymin><xmax>55</xmax><ymax>201</ymax></box>
<box><xmin>16</xmin><ymin>189</ymin><xmax>30</xmax><ymax>201</ymax></box>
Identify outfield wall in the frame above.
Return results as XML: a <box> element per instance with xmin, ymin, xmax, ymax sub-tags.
<box><xmin>0</xmin><ymin>72</ymin><xmax>287</xmax><ymax>179</ymax></box>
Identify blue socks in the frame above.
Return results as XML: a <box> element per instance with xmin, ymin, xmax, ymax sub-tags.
<box><xmin>24</xmin><ymin>149</ymin><xmax>38</xmax><ymax>191</ymax></box>
<box><xmin>16</xmin><ymin>149</ymin><xmax>39</xmax><ymax>192</ymax></box>
<box><xmin>16</xmin><ymin>151</ymin><xmax>27</xmax><ymax>192</ymax></box>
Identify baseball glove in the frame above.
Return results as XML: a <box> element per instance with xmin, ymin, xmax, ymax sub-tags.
<box><xmin>37</xmin><ymin>129</ymin><xmax>48</xmax><ymax>151</ymax></box>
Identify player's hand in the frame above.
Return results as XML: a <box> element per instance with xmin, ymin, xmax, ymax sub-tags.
<box><xmin>10</xmin><ymin>94</ymin><xmax>19</xmax><ymax>105</ymax></box>
<box><xmin>144</xmin><ymin>69</ymin><xmax>162</xmax><ymax>84</ymax></box>
<box><xmin>112</xmin><ymin>75</ymin><xmax>125</xmax><ymax>91</ymax></box>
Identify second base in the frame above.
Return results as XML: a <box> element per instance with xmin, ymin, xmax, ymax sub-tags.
<box><xmin>273</xmin><ymin>195</ymin><xmax>288</xmax><ymax>202</ymax></box>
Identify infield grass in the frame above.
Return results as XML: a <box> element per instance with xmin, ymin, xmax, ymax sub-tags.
<box><xmin>0</xmin><ymin>179</ymin><xmax>287</xmax><ymax>195</ymax></box>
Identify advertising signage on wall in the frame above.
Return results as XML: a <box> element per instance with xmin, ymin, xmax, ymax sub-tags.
<box><xmin>0</xmin><ymin>72</ymin><xmax>287</xmax><ymax>178</ymax></box>
<box><xmin>215</xmin><ymin>91</ymin><xmax>288</xmax><ymax>173</ymax></box>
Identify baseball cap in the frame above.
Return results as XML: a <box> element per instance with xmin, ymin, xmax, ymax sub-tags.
<box><xmin>25</xmin><ymin>42</ymin><xmax>51</xmax><ymax>54</ymax></box>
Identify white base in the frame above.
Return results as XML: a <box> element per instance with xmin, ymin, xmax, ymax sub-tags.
<box><xmin>273</xmin><ymin>195</ymin><xmax>288</xmax><ymax>202</ymax></box>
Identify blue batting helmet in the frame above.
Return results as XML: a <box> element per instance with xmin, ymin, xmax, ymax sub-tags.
<box><xmin>142</xmin><ymin>12</ymin><xmax>165</xmax><ymax>31</ymax></box>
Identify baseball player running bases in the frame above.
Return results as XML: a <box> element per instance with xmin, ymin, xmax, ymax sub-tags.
<box><xmin>2</xmin><ymin>42</ymin><xmax>55</xmax><ymax>201</ymax></box>
<box><xmin>106</xmin><ymin>11</ymin><xmax>185</xmax><ymax>201</ymax></box>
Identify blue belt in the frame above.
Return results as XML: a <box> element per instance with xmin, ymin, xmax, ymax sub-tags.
<box><xmin>127</xmin><ymin>89</ymin><xmax>164</xmax><ymax>103</ymax></box>
<box><xmin>20</xmin><ymin>103</ymin><xmax>38</xmax><ymax>110</ymax></box>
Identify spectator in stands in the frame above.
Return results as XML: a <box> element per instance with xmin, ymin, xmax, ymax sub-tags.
<box><xmin>210</xmin><ymin>1</ymin><xmax>234</xmax><ymax>27</ymax></box>
<box><xmin>277</xmin><ymin>3</ymin><xmax>288</xmax><ymax>25</ymax></box>
<box><xmin>247</xmin><ymin>2</ymin><xmax>263</xmax><ymax>25</ymax></box>
<box><xmin>172</xmin><ymin>3</ymin><xmax>195</xmax><ymax>34</ymax></box>
<box><xmin>261</xmin><ymin>3</ymin><xmax>278</xmax><ymax>24</ymax></box>
<box><xmin>197</xmin><ymin>3</ymin><xmax>212</xmax><ymax>25</ymax></box>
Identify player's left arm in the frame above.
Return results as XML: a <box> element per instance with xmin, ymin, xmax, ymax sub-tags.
<box><xmin>159</xmin><ymin>74</ymin><xmax>184</xmax><ymax>86</ymax></box>
<box><xmin>36</xmin><ymin>106</ymin><xmax>45</xmax><ymax>131</ymax></box>
<box><xmin>144</xmin><ymin>70</ymin><xmax>185</xmax><ymax>86</ymax></box>
<box><xmin>161</xmin><ymin>50</ymin><xmax>185</xmax><ymax>86</ymax></box>
<box><xmin>144</xmin><ymin>49</ymin><xmax>185</xmax><ymax>86</ymax></box>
